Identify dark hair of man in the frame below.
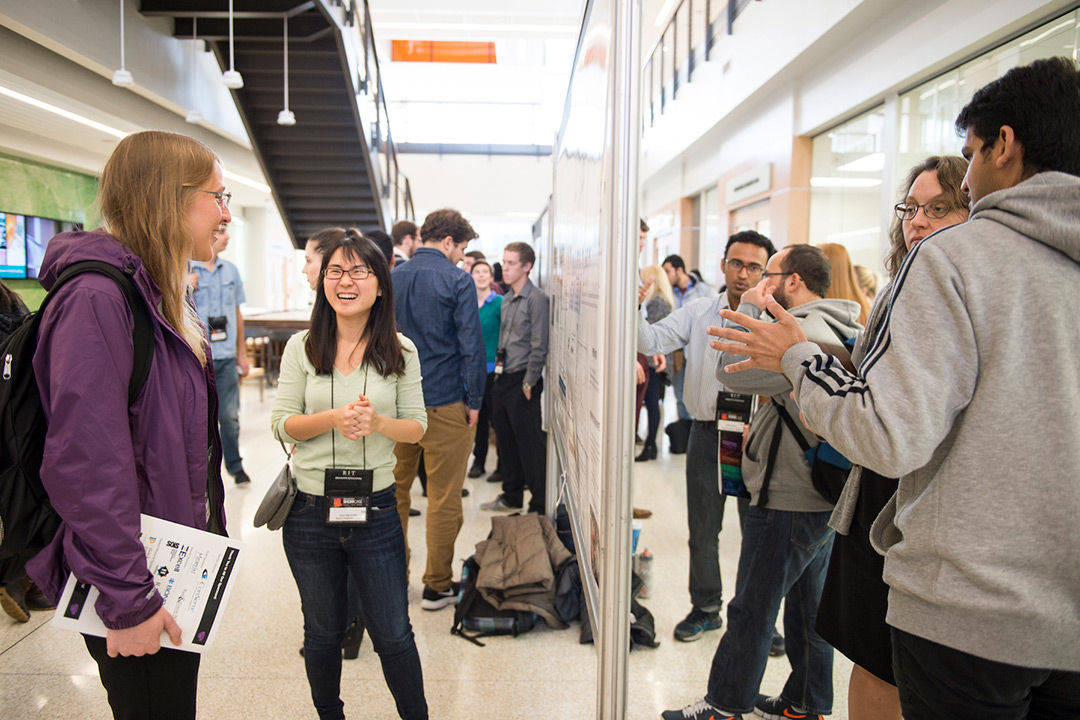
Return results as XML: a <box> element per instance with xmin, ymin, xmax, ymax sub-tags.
<box><xmin>504</xmin><ymin>241</ymin><xmax>535</xmax><ymax>269</ymax></box>
<box><xmin>640</xmin><ymin>218</ymin><xmax>649</xmax><ymax>233</ymax></box>
<box><xmin>955</xmin><ymin>56</ymin><xmax>1080</xmax><ymax>177</ymax></box>
<box><xmin>308</xmin><ymin>227</ymin><xmax>346</xmax><ymax>257</ymax></box>
<box><xmin>365</xmin><ymin>229</ymin><xmax>395</xmax><ymax>267</ymax></box>
<box><xmin>465</xmin><ymin>250</ymin><xmax>486</xmax><ymax>261</ymax></box>
<box><xmin>391</xmin><ymin>220</ymin><xmax>418</xmax><ymax>246</ymax></box>
<box><xmin>662</xmin><ymin>254</ymin><xmax>686</xmax><ymax>271</ymax></box>
<box><xmin>420</xmin><ymin>208</ymin><xmax>478</xmax><ymax>246</ymax></box>
<box><xmin>885</xmin><ymin>156</ymin><xmax>970</xmax><ymax>277</ymax></box>
<box><xmin>781</xmin><ymin>244</ymin><xmax>831</xmax><ymax>298</ymax></box>
<box><xmin>305</xmin><ymin>229</ymin><xmax>406</xmax><ymax>378</ymax></box>
<box><xmin>724</xmin><ymin>230</ymin><xmax>775</xmax><ymax>259</ymax></box>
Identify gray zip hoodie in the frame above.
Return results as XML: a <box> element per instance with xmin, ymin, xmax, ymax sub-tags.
<box><xmin>716</xmin><ymin>297</ymin><xmax>862</xmax><ymax>512</ymax></box>
<box><xmin>781</xmin><ymin>171</ymin><xmax>1080</xmax><ymax>672</ymax></box>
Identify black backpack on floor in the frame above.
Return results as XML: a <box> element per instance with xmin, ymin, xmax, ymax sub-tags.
<box><xmin>451</xmin><ymin>555</ymin><xmax>537</xmax><ymax>646</ymax></box>
<box><xmin>0</xmin><ymin>261</ymin><xmax>154</xmax><ymax>572</ymax></box>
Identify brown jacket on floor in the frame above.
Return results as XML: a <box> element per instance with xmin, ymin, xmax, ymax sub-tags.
<box><xmin>474</xmin><ymin>514</ymin><xmax>573</xmax><ymax>629</ymax></box>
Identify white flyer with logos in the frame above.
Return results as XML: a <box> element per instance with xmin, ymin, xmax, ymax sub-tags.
<box><xmin>51</xmin><ymin>514</ymin><xmax>244</xmax><ymax>654</ymax></box>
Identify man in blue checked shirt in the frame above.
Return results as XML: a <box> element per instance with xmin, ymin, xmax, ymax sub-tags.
<box><xmin>189</xmin><ymin>226</ymin><xmax>251</xmax><ymax>484</ymax></box>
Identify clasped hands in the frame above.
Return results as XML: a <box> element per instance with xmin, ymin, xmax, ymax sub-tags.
<box><xmin>334</xmin><ymin>393</ymin><xmax>381</xmax><ymax>440</ymax></box>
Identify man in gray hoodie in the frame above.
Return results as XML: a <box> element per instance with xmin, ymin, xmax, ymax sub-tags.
<box><xmin>707</xmin><ymin>57</ymin><xmax>1080</xmax><ymax>718</ymax></box>
<box><xmin>663</xmin><ymin>244</ymin><xmax>862</xmax><ymax>720</ymax></box>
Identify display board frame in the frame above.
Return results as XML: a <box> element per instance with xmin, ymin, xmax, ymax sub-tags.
<box><xmin>545</xmin><ymin>0</ymin><xmax>640</xmax><ymax>717</ymax></box>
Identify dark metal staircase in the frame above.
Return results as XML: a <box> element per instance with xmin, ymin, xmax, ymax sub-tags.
<box><xmin>140</xmin><ymin>0</ymin><xmax>413</xmax><ymax>248</ymax></box>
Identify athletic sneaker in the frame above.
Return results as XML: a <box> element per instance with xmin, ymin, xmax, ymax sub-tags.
<box><xmin>421</xmin><ymin>581</ymin><xmax>461</xmax><ymax>611</ymax></box>
<box><xmin>754</xmin><ymin>694</ymin><xmax>824</xmax><ymax>720</ymax></box>
<box><xmin>661</xmin><ymin>698</ymin><xmax>743</xmax><ymax>720</ymax></box>
<box><xmin>480</xmin><ymin>494</ymin><xmax>521</xmax><ymax>512</ymax></box>
<box><xmin>674</xmin><ymin>607</ymin><xmax>722</xmax><ymax>642</ymax></box>
<box><xmin>769</xmin><ymin>630</ymin><xmax>786</xmax><ymax>657</ymax></box>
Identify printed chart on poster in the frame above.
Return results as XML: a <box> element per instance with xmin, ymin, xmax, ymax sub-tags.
<box><xmin>52</xmin><ymin>514</ymin><xmax>244</xmax><ymax>653</ymax></box>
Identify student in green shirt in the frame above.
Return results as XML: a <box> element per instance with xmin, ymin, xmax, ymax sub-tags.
<box><xmin>271</xmin><ymin>230</ymin><xmax>429</xmax><ymax>720</ymax></box>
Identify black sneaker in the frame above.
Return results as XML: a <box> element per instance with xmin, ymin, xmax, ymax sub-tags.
<box><xmin>233</xmin><ymin>469</ymin><xmax>251</xmax><ymax>485</ymax></box>
<box><xmin>487</xmin><ymin>471</ymin><xmax>503</xmax><ymax>484</ymax></box>
<box><xmin>769</xmin><ymin>630</ymin><xmax>786</xmax><ymax>657</ymax></box>
<box><xmin>673</xmin><ymin>607</ymin><xmax>721</xmax><ymax>642</ymax></box>
<box><xmin>754</xmin><ymin>694</ymin><xmax>823</xmax><ymax>720</ymax></box>
<box><xmin>408</xmin><ymin>507</ymin><xmax>421</xmax><ymax>517</ymax></box>
<box><xmin>467</xmin><ymin>462</ymin><xmax>485</xmax><ymax>479</ymax></box>
<box><xmin>421</xmin><ymin>581</ymin><xmax>461</xmax><ymax>611</ymax></box>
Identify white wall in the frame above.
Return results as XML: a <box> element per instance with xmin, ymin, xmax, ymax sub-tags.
<box><xmin>0</xmin><ymin>0</ymin><xmax>248</xmax><ymax>144</ymax></box>
<box><xmin>397</xmin><ymin>152</ymin><xmax>552</xmax><ymax>256</ymax></box>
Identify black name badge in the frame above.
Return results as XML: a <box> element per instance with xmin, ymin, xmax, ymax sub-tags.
<box><xmin>208</xmin><ymin>315</ymin><xmax>228</xmax><ymax>343</ymax></box>
<box><xmin>323</xmin><ymin>468</ymin><xmax>374</xmax><ymax>525</ymax></box>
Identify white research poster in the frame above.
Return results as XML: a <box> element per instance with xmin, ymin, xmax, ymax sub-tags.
<box><xmin>51</xmin><ymin>514</ymin><xmax>244</xmax><ymax>653</ymax></box>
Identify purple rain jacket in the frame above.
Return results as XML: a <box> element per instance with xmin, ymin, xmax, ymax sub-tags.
<box><xmin>25</xmin><ymin>231</ymin><xmax>227</xmax><ymax>630</ymax></box>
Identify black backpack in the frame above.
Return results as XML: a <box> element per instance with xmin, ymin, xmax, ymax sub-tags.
<box><xmin>0</xmin><ymin>261</ymin><xmax>154</xmax><ymax>573</ymax></box>
<box><xmin>758</xmin><ymin>403</ymin><xmax>850</xmax><ymax>507</ymax></box>
<box><xmin>450</xmin><ymin>555</ymin><xmax>537</xmax><ymax>646</ymax></box>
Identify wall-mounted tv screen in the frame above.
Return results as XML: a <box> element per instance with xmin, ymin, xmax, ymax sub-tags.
<box><xmin>0</xmin><ymin>212</ymin><xmax>82</xmax><ymax>279</ymax></box>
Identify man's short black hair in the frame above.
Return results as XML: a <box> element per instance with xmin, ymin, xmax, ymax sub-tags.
<box><xmin>662</xmin><ymin>254</ymin><xmax>686</xmax><ymax>272</ymax></box>
<box><xmin>781</xmin><ymin>244</ymin><xmax>831</xmax><ymax>298</ymax></box>
<box><xmin>955</xmin><ymin>56</ymin><xmax>1080</xmax><ymax>177</ymax></box>
<box><xmin>365</xmin><ymin>229</ymin><xmax>395</xmax><ymax>267</ymax></box>
<box><xmin>391</xmin><ymin>220</ymin><xmax>418</xmax><ymax>246</ymax></box>
<box><xmin>465</xmin><ymin>250</ymin><xmax>486</xmax><ymax>261</ymax></box>
<box><xmin>724</xmin><ymin>230</ymin><xmax>776</xmax><ymax>259</ymax></box>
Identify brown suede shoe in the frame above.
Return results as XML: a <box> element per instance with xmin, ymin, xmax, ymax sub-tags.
<box><xmin>633</xmin><ymin>507</ymin><xmax>653</xmax><ymax>519</ymax></box>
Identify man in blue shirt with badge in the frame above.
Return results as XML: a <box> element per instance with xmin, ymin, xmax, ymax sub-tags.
<box><xmin>189</xmin><ymin>226</ymin><xmax>251</xmax><ymax>484</ymax></box>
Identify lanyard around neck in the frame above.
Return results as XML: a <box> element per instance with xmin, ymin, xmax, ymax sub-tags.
<box><xmin>330</xmin><ymin>362</ymin><xmax>368</xmax><ymax>469</ymax></box>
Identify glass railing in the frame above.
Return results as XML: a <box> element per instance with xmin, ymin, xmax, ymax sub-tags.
<box><xmin>642</xmin><ymin>0</ymin><xmax>760</xmax><ymax>132</ymax></box>
<box><xmin>323</xmin><ymin>0</ymin><xmax>416</xmax><ymax>227</ymax></box>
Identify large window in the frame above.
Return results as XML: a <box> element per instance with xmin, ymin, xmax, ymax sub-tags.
<box><xmin>807</xmin><ymin>107</ymin><xmax>886</xmax><ymax>271</ymax></box>
<box><xmin>896</xmin><ymin>10</ymin><xmax>1079</xmax><ymax>187</ymax></box>
<box><xmin>809</xmin><ymin>9</ymin><xmax>1079</xmax><ymax>274</ymax></box>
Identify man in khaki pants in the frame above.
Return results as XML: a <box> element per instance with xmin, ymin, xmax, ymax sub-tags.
<box><xmin>390</xmin><ymin>208</ymin><xmax>486</xmax><ymax>610</ymax></box>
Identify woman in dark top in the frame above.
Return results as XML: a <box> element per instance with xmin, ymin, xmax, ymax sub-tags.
<box><xmin>815</xmin><ymin>155</ymin><xmax>969</xmax><ymax>720</ymax></box>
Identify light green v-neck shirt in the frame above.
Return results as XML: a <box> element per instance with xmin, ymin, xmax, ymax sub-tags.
<box><xmin>271</xmin><ymin>331</ymin><xmax>427</xmax><ymax>495</ymax></box>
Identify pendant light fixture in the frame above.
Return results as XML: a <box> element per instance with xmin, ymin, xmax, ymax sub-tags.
<box><xmin>112</xmin><ymin>0</ymin><xmax>134</xmax><ymax>87</ymax></box>
<box><xmin>222</xmin><ymin>0</ymin><xmax>244</xmax><ymax>89</ymax></box>
<box><xmin>185</xmin><ymin>18</ymin><xmax>203</xmax><ymax>124</ymax></box>
<box><xmin>277</xmin><ymin>16</ymin><xmax>296</xmax><ymax>126</ymax></box>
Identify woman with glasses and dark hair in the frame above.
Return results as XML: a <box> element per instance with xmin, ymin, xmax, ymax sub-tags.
<box><xmin>815</xmin><ymin>155</ymin><xmax>969</xmax><ymax>720</ymax></box>
<box><xmin>271</xmin><ymin>229</ymin><xmax>428</xmax><ymax>720</ymax></box>
<box><xmin>25</xmin><ymin>130</ymin><xmax>231</xmax><ymax>719</ymax></box>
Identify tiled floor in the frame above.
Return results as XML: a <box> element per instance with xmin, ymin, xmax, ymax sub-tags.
<box><xmin>0</xmin><ymin>380</ymin><xmax>851</xmax><ymax>719</ymax></box>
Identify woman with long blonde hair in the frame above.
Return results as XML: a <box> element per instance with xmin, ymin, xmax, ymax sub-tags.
<box><xmin>635</xmin><ymin>265</ymin><xmax>676</xmax><ymax>461</ymax></box>
<box><xmin>818</xmin><ymin>243</ymin><xmax>871</xmax><ymax>327</ymax></box>
<box><xmin>26</xmin><ymin>131</ymin><xmax>231</xmax><ymax>719</ymax></box>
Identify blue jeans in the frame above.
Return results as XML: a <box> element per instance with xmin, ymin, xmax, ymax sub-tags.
<box><xmin>687</xmin><ymin>420</ymin><xmax>748</xmax><ymax>612</ymax></box>
<box><xmin>706</xmin><ymin>506</ymin><xmax>835</xmax><ymax>715</ymax></box>
<box><xmin>212</xmin><ymin>357</ymin><xmax>243</xmax><ymax>475</ymax></box>
<box><xmin>283</xmin><ymin>488</ymin><xmax>427</xmax><ymax>720</ymax></box>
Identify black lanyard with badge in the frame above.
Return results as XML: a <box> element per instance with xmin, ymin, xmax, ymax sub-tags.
<box><xmin>495</xmin><ymin>295</ymin><xmax>525</xmax><ymax>376</ymax></box>
<box><xmin>717</xmin><ymin>391</ymin><xmax>757</xmax><ymax>499</ymax></box>
<box><xmin>324</xmin><ymin>366</ymin><xmax>373</xmax><ymax>525</ymax></box>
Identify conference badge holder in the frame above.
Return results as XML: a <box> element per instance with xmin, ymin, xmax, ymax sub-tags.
<box><xmin>717</xmin><ymin>391</ymin><xmax>757</xmax><ymax>499</ymax></box>
<box><xmin>324</xmin><ymin>468</ymin><xmax>373</xmax><ymax>526</ymax></box>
